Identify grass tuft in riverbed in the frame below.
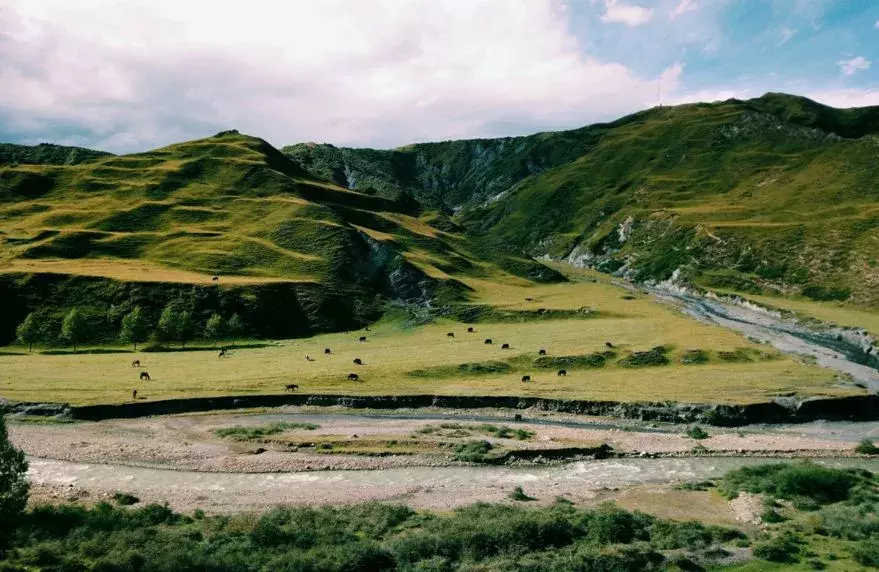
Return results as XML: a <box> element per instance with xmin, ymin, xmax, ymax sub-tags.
<box><xmin>215</xmin><ymin>421</ymin><xmax>319</xmax><ymax>441</ymax></box>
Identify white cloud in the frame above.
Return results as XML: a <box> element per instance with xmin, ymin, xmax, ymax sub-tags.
<box><xmin>600</xmin><ymin>0</ymin><xmax>654</xmax><ymax>26</ymax></box>
<box><xmin>805</xmin><ymin>88</ymin><xmax>879</xmax><ymax>109</ymax></box>
<box><xmin>670</xmin><ymin>0</ymin><xmax>698</xmax><ymax>19</ymax></box>
<box><xmin>837</xmin><ymin>56</ymin><xmax>871</xmax><ymax>76</ymax></box>
<box><xmin>874</xmin><ymin>20</ymin><xmax>878</xmax><ymax>29</ymax></box>
<box><xmin>0</xmin><ymin>0</ymin><xmax>682</xmax><ymax>152</ymax></box>
<box><xmin>779</xmin><ymin>27</ymin><xmax>796</xmax><ymax>44</ymax></box>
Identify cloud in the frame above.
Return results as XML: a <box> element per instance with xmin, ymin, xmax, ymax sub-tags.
<box><xmin>0</xmin><ymin>0</ymin><xmax>683</xmax><ymax>153</ymax></box>
<box><xmin>875</xmin><ymin>20</ymin><xmax>878</xmax><ymax>29</ymax></box>
<box><xmin>600</xmin><ymin>0</ymin><xmax>654</xmax><ymax>26</ymax></box>
<box><xmin>805</xmin><ymin>88</ymin><xmax>879</xmax><ymax>109</ymax></box>
<box><xmin>670</xmin><ymin>0</ymin><xmax>698</xmax><ymax>19</ymax></box>
<box><xmin>779</xmin><ymin>27</ymin><xmax>796</xmax><ymax>44</ymax></box>
<box><xmin>837</xmin><ymin>56</ymin><xmax>871</xmax><ymax>76</ymax></box>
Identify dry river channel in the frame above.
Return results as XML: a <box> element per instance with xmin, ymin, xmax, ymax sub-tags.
<box><xmin>9</xmin><ymin>408</ymin><xmax>879</xmax><ymax>514</ymax></box>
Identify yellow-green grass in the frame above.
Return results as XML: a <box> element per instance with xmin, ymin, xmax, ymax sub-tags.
<box><xmin>0</xmin><ymin>280</ymin><xmax>857</xmax><ymax>406</ymax></box>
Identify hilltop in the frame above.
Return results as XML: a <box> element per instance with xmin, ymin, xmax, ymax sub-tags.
<box><xmin>284</xmin><ymin>93</ymin><xmax>879</xmax><ymax>308</ymax></box>
<box><xmin>0</xmin><ymin>131</ymin><xmax>557</xmax><ymax>345</ymax></box>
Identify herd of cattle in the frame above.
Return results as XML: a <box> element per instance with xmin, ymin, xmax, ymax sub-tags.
<box><xmin>127</xmin><ymin>325</ymin><xmax>616</xmax><ymax>400</ymax></box>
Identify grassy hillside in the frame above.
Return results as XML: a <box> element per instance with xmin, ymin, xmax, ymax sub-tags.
<box><xmin>0</xmin><ymin>142</ymin><xmax>112</xmax><ymax>166</ymax></box>
<box><xmin>0</xmin><ymin>131</ymin><xmax>561</xmax><ymax>344</ymax></box>
<box><xmin>286</xmin><ymin>94</ymin><xmax>879</xmax><ymax>309</ymax></box>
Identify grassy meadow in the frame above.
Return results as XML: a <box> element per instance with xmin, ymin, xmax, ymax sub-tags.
<box><xmin>0</xmin><ymin>276</ymin><xmax>857</xmax><ymax>406</ymax></box>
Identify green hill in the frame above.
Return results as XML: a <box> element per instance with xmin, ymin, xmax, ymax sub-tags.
<box><xmin>0</xmin><ymin>142</ymin><xmax>113</xmax><ymax>166</ymax></box>
<box><xmin>0</xmin><ymin>131</ymin><xmax>557</xmax><ymax>345</ymax></box>
<box><xmin>285</xmin><ymin>93</ymin><xmax>879</xmax><ymax>308</ymax></box>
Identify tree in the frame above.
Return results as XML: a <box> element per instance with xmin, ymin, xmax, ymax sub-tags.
<box><xmin>178</xmin><ymin>310</ymin><xmax>195</xmax><ymax>349</ymax></box>
<box><xmin>60</xmin><ymin>308</ymin><xmax>88</xmax><ymax>352</ymax></box>
<box><xmin>227</xmin><ymin>313</ymin><xmax>245</xmax><ymax>349</ymax></box>
<box><xmin>15</xmin><ymin>312</ymin><xmax>39</xmax><ymax>352</ymax></box>
<box><xmin>0</xmin><ymin>414</ymin><xmax>29</xmax><ymax>547</ymax></box>
<box><xmin>119</xmin><ymin>306</ymin><xmax>149</xmax><ymax>350</ymax></box>
<box><xmin>204</xmin><ymin>313</ymin><xmax>225</xmax><ymax>347</ymax></box>
<box><xmin>156</xmin><ymin>305</ymin><xmax>180</xmax><ymax>349</ymax></box>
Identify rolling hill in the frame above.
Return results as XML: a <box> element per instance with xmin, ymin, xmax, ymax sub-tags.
<box><xmin>0</xmin><ymin>131</ymin><xmax>559</xmax><ymax>345</ymax></box>
<box><xmin>284</xmin><ymin>93</ymin><xmax>879</xmax><ymax>308</ymax></box>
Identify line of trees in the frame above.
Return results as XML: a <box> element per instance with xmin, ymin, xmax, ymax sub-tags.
<box><xmin>15</xmin><ymin>305</ymin><xmax>247</xmax><ymax>352</ymax></box>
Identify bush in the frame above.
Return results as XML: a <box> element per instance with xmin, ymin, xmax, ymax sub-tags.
<box><xmin>215</xmin><ymin>422</ymin><xmax>319</xmax><ymax>441</ymax></box>
<box><xmin>753</xmin><ymin>532</ymin><xmax>801</xmax><ymax>563</ymax></box>
<box><xmin>453</xmin><ymin>440</ymin><xmax>494</xmax><ymax>463</ymax></box>
<box><xmin>852</xmin><ymin>539</ymin><xmax>879</xmax><ymax>567</ymax></box>
<box><xmin>618</xmin><ymin>347</ymin><xmax>670</xmax><ymax>367</ymax></box>
<box><xmin>685</xmin><ymin>426</ymin><xmax>709</xmax><ymax>440</ymax></box>
<box><xmin>680</xmin><ymin>349</ymin><xmax>709</xmax><ymax>364</ymax></box>
<box><xmin>0</xmin><ymin>415</ymin><xmax>29</xmax><ymax>545</ymax></box>
<box><xmin>508</xmin><ymin>486</ymin><xmax>535</xmax><ymax>501</ymax></box>
<box><xmin>112</xmin><ymin>493</ymin><xmax>140</xmax><ymax>506</ymax></box>
<box><xmin>855</xmin><ymin>439</ymin><xmax>879</xmax><ymax>455</ymax></box>
<box><xmin>802</xmin><ymin>284</ymin><xmax>850</xmax><ymax>301</ymax></box>
<box><xmin>718</xmin><ymin>462</ymin><xmax>865</xmax><ymax>505</ymax></box>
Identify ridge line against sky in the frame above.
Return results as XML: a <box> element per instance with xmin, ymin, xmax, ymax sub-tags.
<box><xmin>1</xmin><ymin>0</ymin><xmax>878</xmax><ymax>154</ymax></box>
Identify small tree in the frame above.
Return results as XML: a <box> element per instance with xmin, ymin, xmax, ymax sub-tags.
<box><xmin>15</xmin><ymin>312</ymin><xmax>39</xmax><ymax>352</ymax></box>
<box><xmin>61</xmin><ymin>308</ymin><xmax>88</xmax><ymax>352</ymax></box>
<box><xmin>119</xmin><ymin>306</ymin><xmax>149</xmax><ymax>350</ymax></box>
<box><xmin>204</xmin><ymin>313</ymin><xmax>225</xmax><ymax>347</ymax></box>
<box><xmin>178</xmin><ymin>310</ymin><xmax>195</xmax><ymax>349</ymax></box>
<box><xmin>0</xmin><ymin>414</ymin><xmax>29</xmax><ymax>547</ymax></box>
<box><xmin>156</xmin><ymin>305</ymin><xmax>180</xmax><ymax>349</ymax></box>
<box><xmin>227</xmin><ymin>313</ymin><xmax>245</xmax><ymax>349</ymax></box>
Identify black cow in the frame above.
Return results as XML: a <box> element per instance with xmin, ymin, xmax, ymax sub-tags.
<box><xmin>521</xmin><ymin>375</ymin><xmax>531</xmax><ymax>382</ymax></box>
<box><xmin>467</xmin><ymin>327</ymin><xmax>475</xmax><ymax>333</ymax></box>
<box><xmin>324</xmin><ymin>348</ymin><xmax>332</xmax><ymax>354</ymax></box>
<box><xmin>347</xmin><ymin>373</ymin><xmax>359</xmax><ymax>381</ymax></box>
<box><xmin>131</xmin><ymin>359</ymin><xmax>140</xmax><ymax>368</ymax></box>
<box><xmin>140</xmin><ymin>372</ymin><xmax>150</xmax><ymax>381</ymax></box>
<box><xmin>557</xmin><ymin>369</ymin><xmax>567</xmax><ymax>377</ymax></box>
<box><xmin>484</xmin><ymin>338</ymin><xmax>493</xmax><ymax>345</ymax></box>
<box><xmin>501</xmin><ymin>343</ymin><xmax>510</xmax><ymax>349</ymax></box>
<box><xmin>538</xmin><ymin>349</ymin><xmax>546</xmax><ymax>355</ymax></box>
<box><xmin>218</xmin><ymin>349</ymin><xmax>227</xmax><ymax>358</ymax></box>
<box><xmin>359</xmin><ymin>336</ymin><xmax>367</xmax><ymax>342</ymax></box>
<box><xmin>447</xmin><ymin>332</ymin><xmax>455</xmax><ymax>338</ymax></box>
<box><xmin>605</xmin><ymin>342</ymin><xmax>615</xmax><ymax>348</ymax></box>
<box><xmin>132</xmin><ymin>389</ymin><xmax>137</xmax><ymax>400</ymax></box>
<box><xmin>211</xmin><ymin>276</ymin><xmax>219</xmax><ymax>282</ymax></box>
<box><xmin>285</xmin><ymin>384</ymin><xmax>298</xmax><ymax>392</ymax></box>
<box><xmin>353</xmin><ymin>358</ymin><xmax>362</xmax><ymax>365</ymax></box>
<box><xmin>514</xmin><ymin>414</ymin><xmax>523</xmax><ymax>422</ymax></box>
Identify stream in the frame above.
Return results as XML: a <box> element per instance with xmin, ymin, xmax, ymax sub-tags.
<box><xmin>647</xmin><ymin>286</ymin><xmax>879</xmax><ymax>392</ymax></box>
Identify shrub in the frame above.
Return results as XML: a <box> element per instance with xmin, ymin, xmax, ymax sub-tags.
<box><xmin>112</xmin><ymin>493</ymin><xmax>140</xmax><ymax>506</ymax></box>
<box><xmin>508</xmin><ymin>486</ymin><xmax>535</xmax><ymax>501</ymax></box>
<box><xmin>718</xmin><ymin>462</ymin><xmax>864</xmax><ymax>505</ymax></box>
<box><xmin>753</xmin><ymin>532</ymin><xmax>801</xmax><ymax>563</ymax></box>
<box><xmin>0</xmin><ymin>415</ymin><xmax>29</xmax><ymax>545</ymax></box>
<box><xmin>215</xmin><ymin>422</ymin><xmax>319</xmax><ymax>441</ymax></box>
<box><xmin>685</xmin><ymin>426</ymin><xmax>709</xmax><ymax>440</ymax></box>
<box><xmin>453</xmin><ymin>440</ymin><xmax>494</xmax><ymax>463</ymax></box>
<box><xmin>855</xmin><ymin>439</ymin><xmax>879</xmax><ymax>455</ymax></box>
<box><xmin>680</xmin><ymin>349</ymin><xmax>709</xmax><ymax>364</ymax></box>
<box><xmin>852</xmin><ymin>539</ymin><xmax>879</xmax><ymax>567</ymax></box>
<box><xmin>618</xmin><ymin>347</ymin><xmax>670</xmax><ymax>367</ymax></box>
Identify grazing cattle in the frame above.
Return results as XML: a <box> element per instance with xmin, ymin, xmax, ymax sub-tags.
<box><xmin>353</xmin><ymin>358</ymin><xmax>362</xmax><ymax>365</ymax></box>
<box><xmin>484</xmin><ymin>338</ymin><xmax>493</xmax><ymax>345</ymax></box>
<box><xmin>347</xmin><ymin>373</ymin><xmax>359</xmax><ymax>381</ymax></box>
<box><xmin>605</xmin><ymin>342</ymin><xmax>615</xmax><ymax>349</ymax></box>
<box><xmin>218</xmin><ymin>349</ymin><xmax>227</xmax><ymax>358</ymax></box>
<box><xmin>501</xmin><ymin>343</ymin><xmax>510</xmax><ymax>349</ymax></box>
<box><xmin>305</xmin><ymin>355</ymin><xmax>314</xmax><ymax>361</ymax></box>
<box><xmin>521</xmin><ymin>375</ymin><xmax>531</xmax><ymax>382</ymax></box>
<box><xmin>132</xmin><ymin>389</ymin><xmax>137</xmax><ymax>400</ymax></box>
<box><xmin>324</xmin><ymin>348</ymin><xmax>332</xmax><ymax>354</ymax></box>
<box><xmin>557</xmin><ymin>369</ymin><xmax>567</xmax><ymax>377</ymax></box>
<box><xmin>131</xmin><ymin>360</ymin><xmax>140</xmax><ymax>368</ymax></box>
<box><xmin>285</xmin><ymin>384</ymin><xmax>298</xmax><ymax>392</ymax></box>
<box><xmin>514</xmin><ymin>414</ymin><xmax>523</xmax><ymax>422</ymax></box>
<box><xmin>447</xmin><ymin>332</ymin><xmax>455</xmax><ymax>338</ymax></box>
<box><xmin>525</xmin><ymin>297</ymin><xmax>533</xmax><ymax>301</ymax></box>
<box><xmin>140</xmin><ymin>372</ymin><xmax>150</xmax><ymax>381</ymax></box>
<box><xmin>212</xmin><ymin>276</ymin><xmax>219</xmax><ymax>282</ymax></box>
<box><xmin>467</xmin><ymin>327</ymin><xmax>474</xmax><ymax>333</ymax></box>
<box><xmin>538</xmin><ymin>349</ymin><xmax>546</xmax><ymax>355</ymax></box>
<box><xmin>359</xmin><ymin>336</ymin><xmax>367</xmax><ymax>342</ymax></box>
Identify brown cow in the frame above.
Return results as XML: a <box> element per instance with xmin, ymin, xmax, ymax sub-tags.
<box><xmin>285</xmin><ymin>384</ymin><xmax>298</xmax><ymax>392</ymax></box>
<box><xmin>131</xmin><ymin>359</ymin><xmax>140</xmax><ymax>368</ymax></box>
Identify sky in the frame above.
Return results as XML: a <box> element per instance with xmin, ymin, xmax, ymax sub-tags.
<box><xmin>1</xmin><ymin>0</ymin><xmax>878</xmax><ymax>153</ymax></box>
